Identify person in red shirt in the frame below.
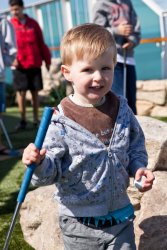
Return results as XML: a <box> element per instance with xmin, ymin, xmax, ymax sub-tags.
<box><xmin>9</xmin><ymin>0</ymin><xmax>51</xmax><ymax>131</ymax></box>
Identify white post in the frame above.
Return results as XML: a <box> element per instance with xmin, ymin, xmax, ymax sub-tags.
<box><xmin>159</xmin><ymin>14</ymin><xmax>167</xmax><ymax>78</ymax></box>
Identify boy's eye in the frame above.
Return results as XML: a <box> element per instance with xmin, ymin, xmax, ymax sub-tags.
<box><xmin>102</xmin><ymin>66</ymin><xmax>111</xmax><ymax>70</ymax></box>
<box><xmin>82</xmin><ymin>68</ymin><xmax>92</xmax><ymax>72</ymax></box>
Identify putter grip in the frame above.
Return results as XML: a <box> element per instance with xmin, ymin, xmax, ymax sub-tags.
<box><xmin>17</xmin><ymin>107</ymin><xmax>54</xmax><ymax>203</ymax></box>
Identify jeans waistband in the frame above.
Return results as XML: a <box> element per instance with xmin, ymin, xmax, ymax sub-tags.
<box><xmin>77</xmin><ymin>204</ymin><xmax>134</xmax><ymax>229</ymax></box>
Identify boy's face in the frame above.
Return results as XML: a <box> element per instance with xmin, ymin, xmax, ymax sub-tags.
<box><xmin>10</xmin><ymin>5</ymin><xmax>24</xmax><ymax>20</ymax></box>
<box><xmin>61</xmin><ymin>47</ymin><xmax>115</xmax><ymax>105</ymax></box>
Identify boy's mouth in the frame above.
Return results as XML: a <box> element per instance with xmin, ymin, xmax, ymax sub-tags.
<box><xmin>89</xmin><ymin>86</ymin><xmax>103</xmax><ymax>89</ymax></box>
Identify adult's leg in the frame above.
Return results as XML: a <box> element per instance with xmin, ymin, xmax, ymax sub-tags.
<box><xmin>126</xmin><ymin>65</ymin><xmax>137</xmax><ymax>115</ymax></box>
<box><xmin>30</xmin><ymin>90</ymin><xmax>39</xmax><ymax>124</ymax></box>
<box><xmin>29</xmin><ymin>68</ymin><xmax>43</xmax><ymax>127</ymax></box>
<box><xmin>0</xmin><ymin>122</ymin><xmax>6</xmax><ymax>150</ymax></box>
<box><xmin>0</xmin><ymin>129</ymin><xmax>10</xmax><ymax>154</ymax></box>
<box><xmin>14</xmin><ymin>90</ymin><xmax>27</xmax><ymax>130</ymax></box>
<box><xmin>12</xmin><ymin>69</ymin><xmax>28</xmax><ymax>130</ymax></box>
<box><xmin>111</xmin><ymin>63</ymin><xmax>124</xmax><ymax>96</ymax></box>
<box><xmin>0</xmin><ymin>81</ymin><xmax>6</xmax><ymax>113</ymax></box>
<box><xmin>16</xmin><ymin>90</ymin><xmax>26</xmax><ymax>121</ymax></box>
<box><xmin>15</xmin><ymin>90</ymin><xmax>27</xmax><ymax>131</ymax></box>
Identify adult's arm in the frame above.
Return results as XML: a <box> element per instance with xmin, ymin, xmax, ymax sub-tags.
<box><xmin>33</xmin><ymin>19</ymin><xmax>51</xmax><ymax>67</ymax></box>
<box><xmin>0</xmin><ymin>16</ymin><xmax>17</xmax><ymax>66</ymax></box>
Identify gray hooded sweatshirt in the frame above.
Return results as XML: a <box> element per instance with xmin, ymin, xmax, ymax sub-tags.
<box><xmin>32</xmin><ymin>95</ymin><xmax>147</xmax><ymax>217</ymax></box>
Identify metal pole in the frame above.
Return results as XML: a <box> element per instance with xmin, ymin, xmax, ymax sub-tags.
<box><xmin>0</xmin><ymin>118</ymin><xmax>13</xmax><ymax>149</ymax></box>
<box><xmin>123</xmin><ymin>49</ymin><xmax>127</xmax><ymax>98</ymax></box>
<box><xmin>3</xmin><ymin>107</ymin><xmax>54</xmax><ymax>250</ymax></box>
<box><xmin>3</xmin><ymin>203</ymin><xmax>21</xmax><ymax>250</ymax></box>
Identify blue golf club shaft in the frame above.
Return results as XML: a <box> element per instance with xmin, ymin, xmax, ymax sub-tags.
<box><xmin>3</xmin><ymin>107</ymin><xmax>54</xmax><ymax>250</ymax></box>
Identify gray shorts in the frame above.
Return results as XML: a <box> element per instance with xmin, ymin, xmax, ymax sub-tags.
<box><xmin>59</xmin><ymin>215</ymin><xmax>136</xmax><ymax>250</ymax></box>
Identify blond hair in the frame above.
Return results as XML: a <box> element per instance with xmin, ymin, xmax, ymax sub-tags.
<box><xmin>60</xmin><ymin>23</ymin><xmax>117</xmax><ymax>65</ymax></box>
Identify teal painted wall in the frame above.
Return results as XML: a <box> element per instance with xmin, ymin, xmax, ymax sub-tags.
<box><xmin>132</xmin><ymin>0</ymin><xmax>161</xmax><ymax>80</ymax></box>
<box><xmin>3</xmin><ymin>0</ymin><xmax>163</xmax><ymax>82</ymax></box>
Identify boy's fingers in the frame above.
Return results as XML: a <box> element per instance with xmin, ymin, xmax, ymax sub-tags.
<box><xmin>40</xmin><ymin>148</ymin><xmax>46</xmax><ymax>156</ymax></box>
<box><xmin>135</xmin><ymin>168</ymin><xmax>145</xmax><ymax>181</ymax></box>
<box><xmin>143</xmin><ymin>170</ymin><xmax>155</xmax><ymax>183</ymax></box>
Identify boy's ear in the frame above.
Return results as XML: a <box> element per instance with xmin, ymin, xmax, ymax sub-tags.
<box><xmin>61</xmin><ymin>65</ymin><xmax>72</xmax><ymax>82</ymax></box>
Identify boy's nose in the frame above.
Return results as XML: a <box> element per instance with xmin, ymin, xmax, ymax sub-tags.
<box><xmin>93</xmin><ymin>70</ymin><xmax>102</xmax><ymax>81</ymax></box>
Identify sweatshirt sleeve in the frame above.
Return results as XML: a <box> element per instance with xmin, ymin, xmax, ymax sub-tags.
<box><xmin>127</xmin><ymin>1</ymin><xmax>141</xmax><ymax>47</ymax></box>
<box><xmin>128</xmin><ymin>110</ymin><xmax>148</xmax><ymax>177</ymax></box>
<box><xmin>1</xmin><ymin>17</ymin><xmax>17</xmax><ymax>66</ymax></box>
<box><xmin>92</xmin><ymin>1</ymin><xmax>118</xmax><ymax>35</ymax></box>
<box><xmin>93</xmin><ymin>1</ymin><xmax>131</xmax><ymax>36</ymax></box>
<box><xmin>31</xmin><ymin>120</ymin><xmax>67</xmax><ymax>186</ymax></box>
<box><xmin>34</xmin><ymin>20</ymin><xmax>51</xmax><ymax>66</ymax></box>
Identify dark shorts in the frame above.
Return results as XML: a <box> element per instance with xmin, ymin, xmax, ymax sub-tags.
<box><xmin>13</xmin><ymin>68</ymin><xmax>43</xmax><ymax>91</ymax></box>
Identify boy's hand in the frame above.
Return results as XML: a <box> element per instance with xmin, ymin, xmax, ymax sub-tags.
<box><xmin>134</xmin><ymin>168</ymin><xmax>155</xmax><ymax>192</ymax></box>
<box><xmin>22</xmin><ymin>143</ymin><xmax>46</xmax><ymax>166</ymax></box>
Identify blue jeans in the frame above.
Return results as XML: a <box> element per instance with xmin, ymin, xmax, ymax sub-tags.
<box><xmin>112</xmin><ymin>63</ymin><xmax>137</xmax><ymax>114</ymax></box>
<box><xmin>0</xmin><ymin>82</ymin><xmax>6</xmax><ymax>113</ymax></box>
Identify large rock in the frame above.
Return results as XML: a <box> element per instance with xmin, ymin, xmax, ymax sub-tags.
<box><xmin>134</xmin><ymin>171</ymin><xmax>167</xmax><ymax>250</ymax></box>
<box><xmin>136</xmin><ymin>79</ymin><xmax>167</xmax><ymax>116</ymax></box>
<box><xmin>136</xmin><ymin>116</ymin><xmax>167</xmax><ymax>171</ymax></box>
<box><xmin>136</xmin><ymin>100</ymin><xmax>154</xmax><ymax>116</ymax></box>
<box><xmin>137</xmin><ymin>79</ymin><xmax>167</xmax><ymax>91</ymax></box>
<box><xmin>20</xmin><ymin>185</ymin><xmax>63</xmax><ymax>250</ymax></box>
<box><xmin>137</xmin><ymin>90</ymin><xmax>166</xmax><ymax>105</ymax></box>
<box><xmin>20</xmin><ymin>116</ymin><xmax>167</xmax><ymax>249</ymax></box>
<box><xmin>150</xmin><ymin>105</ymin><xmax>167</xmax><ymax>117</ymax></box>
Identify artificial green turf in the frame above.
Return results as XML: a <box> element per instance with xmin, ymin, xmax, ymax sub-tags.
<box><xmin>0</xmin><ymin>158</ymin><xmax>35</xmax><ymax>249</ymax></box>
<box><xmin>0</xmin><ymin>106</ymin><xmax>43</xmax><ymax>249</ymax></box>
<box><xmin>1</xmin><ymin>106</ymin><xmax>43</xmax><ymax>149</ymax></box>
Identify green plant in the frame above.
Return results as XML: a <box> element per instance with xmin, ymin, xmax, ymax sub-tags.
<box><xmin>154</xmin><ymin>117</ymin><xmax>167</xmax><ymax>123</ymax></box>
<box><xmin>49</xmin><ymin>83</ymin><xmax>66</xmax><ymax>104</ymax></box>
